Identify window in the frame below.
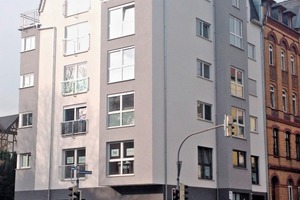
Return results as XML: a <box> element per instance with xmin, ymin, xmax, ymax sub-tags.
<box><xmin>61</xmin><ymin>148</ymin><xmax>86</xmax><ymax>179</ymax></box>
<box><xmin>273</xmin><ymin>129</ymin><xmax>279</xmax><ymax>156</ymax></box>
<box><xmin>291</xmin><ymin>55</ymin><xmax>296</xmax><ymax>75</ymax></box>
<box><xmin>232</xmin><ymin>0</ymin><xmax>239</xmax><ymax>8</ymax></box>
<box><xmin>61</xmin><ymin>105</ymin><xmax>87</xmax><ymax>135</ymax></box>
<box><xmin>286</xmin><ymin>132</ymin><xmax>291</xmax><ymax>159</ymax></box>
<box><xmin>108</xmin><ymin>46</ymin><xmax>135</xmax><ymax>83</ymax></box>
<box><xmin>232</xmin><ymin>150</ymin><xmax>246</xmax><ymax>168</ymax></box>
<box><xmin>198</xmin><ymin>146</ymin><xmax>212</xmax><ymax>180</ymax></box>
<box><xmin>288</xmin><ymin>179</ymin><xmax>293</xmax><ymax>200</ymax></box>
<box><xmin>20</xmin><ymin>73</ymin><xmax>34</xmax><ymax>88</ymax></box>
<box><xmin>282</xmin><ymin>90</ymin><xmax>287</xmax><ymax>112</ymax></box>
<box><xmin>108</xmin><ymin>92</ymin><xmax>134</xmax><ymax>128</ymax></box>
<box><xmin>197</xmin><ymin>101</ymin><xmax>212</xmax><ymax>121</ymax></box>
<box><xmin>250</xmin><ymin>116</ymin><xmax>257</xmax><ymax>132</ymax></box>
<box><xmin>248</xmin><ymin>43</ymin><xmax>255</xmax><ymax>60</ymax></box>
<box><xmin>109</xmin><ymin>3</ymin><xmax>135</xmax><ymax>39</ymax></box>
<box><xmin>21</xmin><ymin>36</ymin><xmax>35</xmax><ymax>52</ymax></box>
<box><xmin>298</xmin><ymin>182</ymin><xmax>300</xmax><ymax>200</ymax></box>
<box><xmin>196</xmin><ymin>19</ymin><xmax>210</xmax><ymax>39</ymax></box>
<box><xmin>63</xmin><ymin>0</ymin><xmax>90</xmax><ymax>17</ymax></box>
<box><xmin>18</xmin><ymin>153</ymin><xmax>31</xmax><ymax>169</ymax></box>
<box><xmin>281</xmin><ymin>50</ymin><xmax>286</xmax><ymax>70</ymax></box>
<box><xmin>269</xmin><ymin>44</ymin><xmax>274</xmax><ymax>65</ymax></box>
<box><xmin>270</xmin><ymin>85</ymin><xmax>276</xmax><ymax>108</ymax></box>
<box><xmin>64</xmin><ymin>22</ymin><xmax>89</xmax><ymax>55</ymax></box>
<box><xmin>233</xmin><ymin>193</ymin><xmax>249</xmax><ymax>200</ymax></box>
<box><xmin>296</xmin><ymin>135</ymin><xmax>300</xmax><ymax>160</ymax></box>
<box><xmin>231</xmin><ymin>107</ymin><xmax>245</xmax><ymax>137</ymax></box>
<box><xmin>108</xmin><ymin>141</ymin><xmax>134</xmax><ymax>176</ymax></box>
<box><xmin>251</xmin><ymin>156</ymin><xmax>259</xmax><ymax>184</ymax></box>
<box><xmin>197</xmin><ymin>59</ymin><xmax>210</xmax><ymax>79</ymax></box>
<box><xmin>19</xmin><ymin>112</ymin><xmax>33</xmax><ymax>128</ymax></box>
<box><xmin>229</xmin><ymin>16</ymin><xmax>243</xmax><ymax>48</ymax></box>
<box><xmin>248</xmin><ymin>79</ymin><xmax>257</xmax><ymax>96</ymax></box>
<box><xmin>62</xmin><ymin>62</ymin><xmax>88</xmax><ymax>95</ymax></box>
<box><xmin>293</xmin><ymin>94</ymin><xmax>297</xmax><ymax>115</ymax></box>
<box><xmin>231</xmin><ymin>67</ymin><xmax>244</xmax><ymax>98</ymax></box>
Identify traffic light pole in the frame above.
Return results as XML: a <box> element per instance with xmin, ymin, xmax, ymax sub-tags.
<box><xmin>176</xmin><ymin>123</ymin><xmax>225</xmax><ymax>189</ymax></box>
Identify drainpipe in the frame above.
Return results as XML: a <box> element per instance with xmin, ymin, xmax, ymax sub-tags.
<box><xmin>163</xmin><ymin>0</ymin><xmax>168</xmax><ymax>199</ymax></box>
<box><xmin>37</xmin><ymin>26</ymin><xmax>57</xmax><ymax>200</ymax></box>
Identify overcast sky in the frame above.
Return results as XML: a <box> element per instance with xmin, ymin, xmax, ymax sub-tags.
<box><xmin>0</xmin><ymin>0</ymin><xmax>40</xmax><ymax>117</ymax></box>
<box><xmin>0</xmin><ymin>0</ymin><xmax>288</xmax><ymax>117</ymax></box>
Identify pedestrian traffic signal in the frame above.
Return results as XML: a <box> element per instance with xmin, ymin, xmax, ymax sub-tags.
<box><xmin>179</xmin><ymin>183</ymin><xmax>188</xmax><ymax>200</ymax></box>
<box><xmin>172</xmin><ymin>188</ymin><xmax>180</xmax><ymax>200</ymax></box>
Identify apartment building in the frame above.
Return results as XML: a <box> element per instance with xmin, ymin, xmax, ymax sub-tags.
<box><xmin>15</xmin><ymin>0</ymin><xmax>267</xmax><ymax>199</ymax></box>
<box><xmin>263</xmin><ymin>0</ymin><xmax>300</xmax><ymax>200</ymax></box>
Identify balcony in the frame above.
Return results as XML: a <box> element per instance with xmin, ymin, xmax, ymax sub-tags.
<box><xmin>59</xmin><ymin>164</ymin><xmax>86</xmax><ymax>180</ymax></box>
<box><xmin>267</xmin><ymin>107</ymin><xmax>300</xmax><ymax>126</ymax></box>
<box><xmin>63</xmin><ymin>35</ymin><xmax>90</xmax><ymax>56</ymax></box>
<box><xmin>61</xmin><ymin>119</ymin><xmax>88</xmax><ymax>135</ymax></box>
<box><xmin>19</xmin><ymin>10</ymin><xmax>40</xmax><ymax>30</ymax></box>
<box><xmin>61</xmin><ymin>77</ymin><xmax>89</xmax><ymax>96</ymax></box>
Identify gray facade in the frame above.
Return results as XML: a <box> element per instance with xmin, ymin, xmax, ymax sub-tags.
<box><xmin>15</xmin><ymin>0</ymin><xmax>267</xmax><ymax>200</ymax></box>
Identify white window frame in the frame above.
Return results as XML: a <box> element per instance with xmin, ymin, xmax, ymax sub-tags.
<box><xmin>20</xmin><ymin>73</ymin><xmax>34</xmax><ymax>88</ymax></box>
<box><xmin>250</xmin><ymin>116</ymin><xmax>257</xmax><ymax>132</ymax></box>
<box><xmin>293</xmin><ymin>93</ymin><xmax>297</xmax><ymax>115</ymax></box>
<box><xmin>270</xmin><ymin>85</ymin><xmax>276</xmax><ymax>108</ymax></box>
<box><xmin>107</xmin><ymin>141</ymin><xmax>134</xmax><ymax>176</ymax></box>
<box><xmin>197</xmin><ymin>101</ymin><xmax>212</xmax><ymax>121</ymax></box>
<box><xmin>108</xmin><ymin>46</ymin><xmax>135</xmax><ymax>83</ymax></box>
<box><xmin>62</xmin><ymin>105</ymin><xmax>87</xmax><ymax>135</ymax></box>
<box><xmin>64</xmin><ymin>22</ymin><xmax>90</xmax><ymax>55</ymax></box>
<box><xmin>231</xmin><ymin>67</ymin><xmax>244</xmax><ymax>98</ymax></box>
<box><xmin>291</xmin><ymin>55</ymin><xmax>296</xmax><ymax>75</ymax></box>
<box><xmin>232</xmin><ymin>0</ymin><xmax>240</xmax><ymax>8</ymax></box>
<box><xmin>196</xmin><ymin>18</ymin><xmax>210</xmax><ymax>39</ymax></box>
<box><xmin>108</xmin><ymin>92</ymin><xmax>134</xmax><ymax>128</ymax></box>
<box><xmin>197</xmin><ymin>59</ymin><xmax>211</xmax><ymax>79</ymax></box>
<box><xmin>282</xmin><ymin>90</ymin><xmax>287</xmax><ymax>112</ymax></box>
<box><xmin>19</xmin><ymin>112</ymin><xmax>33</xmax><ymax>128</ymax></box>
<box><xmin>61</xmin><ymin>148</ymin><xmax>86</xmax><ymax>179</ymax></box>
<box><xmin>18</xmin><ymin>153</ymin><xmax>31</xmax><ymax>169</ymax></box>
<box><xmin>231</xmin><ymin>107</ymin><xmax>245</xmax><ymax>138</ymax></box>
<box><xmin>288</xmin><ymin>180</ymin><xmax>294</xmax><ymax>200</ymax></box>
<box><xmin>229</xmin><ymin>16</ymin><xmax>243</xmax><ymax>49</ymax></box>
<box><xmin>269</xmin><ymin>44</ymin><xmax>274</xmax><ymax>65</ymax></box>
<box><xmin>63</xmin><ymin>0</ymin><xmax>90</xmax><ymax>17</ymax></box>
<box><xmin>248</xmin><ymin>43</ymin><xmax>255</xmax><ymax>60</ymax></box>
<box><xmin>21</xmin><ymin>36</ymin><xmax>35</xmax><ymax>52</ymax></box>
<box><xmin>62</xmin><ymin>62</ymin><xmax>88</xmax><ymax>95</ymax></box>
<box><xmin>108</xmin><ymin>3</ymin><xmax>135</xmax><ymax>39</ymax></box>
<box><xmin>281</xmin><ymin>50</ymin><xmax>286</xmax><ymax>71</ymax></box>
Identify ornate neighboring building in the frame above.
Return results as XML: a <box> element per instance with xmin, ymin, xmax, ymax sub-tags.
<box><xmin>263</xmin><ymin>0</ymin><xmax>300</xmax><ymax>199</ymax></box>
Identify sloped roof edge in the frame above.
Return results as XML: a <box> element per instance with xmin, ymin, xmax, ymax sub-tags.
<box><xmin>0</xmin><ymin>114</ymin><xmax>18</xmax><ymax>131</ymax></box>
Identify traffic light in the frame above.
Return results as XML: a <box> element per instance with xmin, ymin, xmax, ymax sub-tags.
<box><xmin>224</xmin><ymin>114</ymin><xmax>234</xmax><ymax>137</ymax></box>
<box><xmin>74</xmin><ymin>190</ymin><xmax>81</xmax><ymax>200</ymax></box>
<box><xmin>172</xmin><ymin>188</ymin><xmax>180</xmax><ymax>200</ymax></box>
<box><xmin>68</xmin><ymin>186</ymin><xmax>80</xmax><ymax>200</ymax></box>
<box><xmin>179</xmin><ymin>183</ymin><xmax>188</xmax><ymax>200</ymax></box>
<box><xmin>68</xmin><ymin>186</ymin><xmax>75</xmax><ymax>199</ymax></box>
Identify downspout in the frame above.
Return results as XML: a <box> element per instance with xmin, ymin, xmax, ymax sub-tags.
<box><xmin>212</xmin><ymin>0</ymin><xmax>219</xmax><ymax>199</ymax></box>
<box><xmin>37</xmin><ymin>26</ymin><xmax>57</xmax><ymax>200</ymax></box>
<box><xmin>163</xmin><ymin>0</ymin><xmax>168</xmax><ymax>199</ymax></box>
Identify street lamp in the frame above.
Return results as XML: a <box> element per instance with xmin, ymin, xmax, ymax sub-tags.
<box><xmin>176</xmin><ymin>115</ymin><xmax>232</xmax><ymax>189</ymax></box>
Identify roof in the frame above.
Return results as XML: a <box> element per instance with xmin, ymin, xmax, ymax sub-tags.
<box><xmin>0</xmin><ymin>115</ymin><xmax>18</xmax><ymax>132</ymax></box>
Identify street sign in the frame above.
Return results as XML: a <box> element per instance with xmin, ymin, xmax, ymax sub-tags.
<box><xmin>79</xmin><ymin>170</ymin><xmax>92</xmax><ymax>174</ymax></box>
